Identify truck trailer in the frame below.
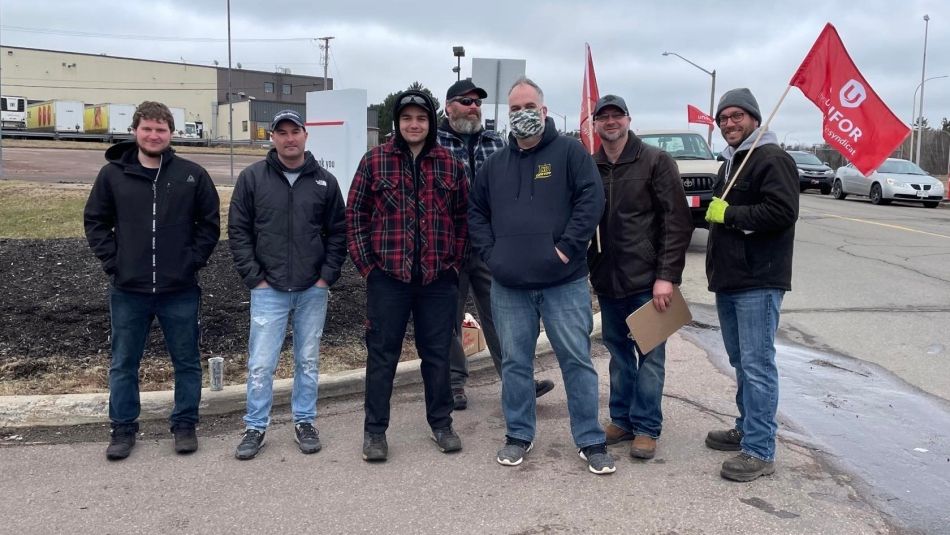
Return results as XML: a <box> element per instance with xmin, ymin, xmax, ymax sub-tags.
<box><xmin>83</xmin><ymin>103</ymin><xmax>136</xmax><ymax>135</ymax></box>
<box><xmin>27</xmin><ymin>100</ymin><xmax>85</xmax><ymax>133</ymax></box>
<box><xmin>169</xmin><ymin>107</ymin><xmax>186</xmax><ymax>137</ymax></box>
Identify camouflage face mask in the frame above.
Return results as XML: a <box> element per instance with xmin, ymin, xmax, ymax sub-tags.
<box><xmin>509</xmin><ymin>108</ymin><xmax>544</xmax><ymax>139</ymax></box>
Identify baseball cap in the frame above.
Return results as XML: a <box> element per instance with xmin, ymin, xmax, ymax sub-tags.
<box><xmin>270</xmin><ymin>109</ymin><xmax>305</xmax><ymax>131</ymax></box>
<box><xmin>593</xmin><ymin>95</ymin><xmax>629</xmax><ymax>116</ymax></box>
<box><xmin>446</xmin><ymin>78</ymin><xmax>488</xmax><ymax>101</ymax></box>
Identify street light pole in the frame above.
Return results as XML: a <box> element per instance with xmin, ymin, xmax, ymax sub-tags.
<box><xmin>663</xmin><ymin>51</ymin><xmax>715</xmax><ymax>148</ymax></box>
<box><xmin>916</xmin><ymin>14</ymin><xmax>930</xmax><ymax>166</ymax></box>
<box><xmin>227</xmin><ymin>0</ymin><xmax>234</xmax><ymax>183</ymax></box>
<box><xmin>909</xmin><ymin>74</ymin><xmax>947</xmax><ymax>158</ymax></box>
<box><xmin>452</xmin><ymin>46</ymin><xmax>465</xmax><ymax>82</ymax></box>
<box><xmin>549</xmin><ymin>111</ymin><xmax>567</xmax><ymax>133</ymax></box>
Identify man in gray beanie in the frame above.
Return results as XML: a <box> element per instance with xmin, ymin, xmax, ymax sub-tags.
<box><xmin>703</xmin><ymin>87</ymin><xmax>798</xmax><ymax>482</ymax></box>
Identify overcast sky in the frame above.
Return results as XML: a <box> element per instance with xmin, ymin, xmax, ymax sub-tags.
<box><xmin>2</xmin><ymin>0</ymin><xmax>949</xmax><ymax>151</ymax></box>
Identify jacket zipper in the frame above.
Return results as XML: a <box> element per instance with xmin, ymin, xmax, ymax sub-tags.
<box><xmin>287</xmin><ymin>173</ymin><xmax>295</xmax><ymax>291</ymax></box>
<box><xmin>151</xmin><ymin>155</ymin><xmax>163</xmax><ymax>294</ymax></box>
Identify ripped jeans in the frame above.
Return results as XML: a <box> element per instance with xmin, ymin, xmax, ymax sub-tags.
<box><xmin>243</xmin><ymin>285</ymin><xmax>328</xmax><ymax>431</ymax></box>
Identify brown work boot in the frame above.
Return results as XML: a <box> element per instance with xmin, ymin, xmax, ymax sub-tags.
<box><xmin>629</xmin><ymin>435</ymin><xmax>657</xmax><ymax>459</ymax></box>
<box><xmin>604</xmin><ymin>423</ymin><xmax>634</xmax><ymax>445</ymax></box>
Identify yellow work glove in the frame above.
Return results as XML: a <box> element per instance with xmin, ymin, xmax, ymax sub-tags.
<box><xmin>705</xmin><ymin>196</ymin><xmax>729</xmax><ymax>224</ymax></box>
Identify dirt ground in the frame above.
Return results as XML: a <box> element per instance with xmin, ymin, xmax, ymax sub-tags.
<box><xmin>0</xmin><ymin>238</ymin><xmax>393</xmax><ymax>395</ymax></box>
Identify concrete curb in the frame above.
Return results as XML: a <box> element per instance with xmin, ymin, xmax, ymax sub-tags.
<box><xmin>0</xmin><ymin>314</ymin><xmax>602</xmax><ymax>428</ymax></box>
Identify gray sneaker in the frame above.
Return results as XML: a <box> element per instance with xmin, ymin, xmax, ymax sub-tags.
<box><xmin>431</xmin><ymin>426</ymin><xmax>462</xmax><ymax>453</ymax></box>
<box><xmin>720</xmin><ymin>453</ymin><xmax>775</xmax><ymax>482</ymax></box>
<box><xmin>294</xmin><ymin>422</ymin><xmax>322</xmax><ymax>454</ymax></box>
<box><xmin>579</xmin><ymin>443</ymin><xmax>616</xmax><ymax>475</ymax></box>
<box><xmin>235</xmin><ymin>429</ymin><xmax>265</xmax><ymax>460</ymax></box>
<box><xmin>362</xmin><ymin>431</ymin><xmax>388</xmax><ymax>462</ymax></box>
<box><xmin>496</xmin><ymin>437</ymin><xmax>533</xmax><ymax>466</ymax></box>
<box><xmin>706</xmin><ymin>428</ymin><xmax>743</xmax><ymax>451</ymax></box>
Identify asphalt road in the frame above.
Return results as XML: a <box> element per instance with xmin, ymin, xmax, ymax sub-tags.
<box><xmin>1</xmin><ymin>146</ymin><xmax>258</xmax><ymax>185</ymax></box>
<box><xmin>681</xmin><ymin>192</ymin><xmax>950</xmax><ymax>403</ymax></box>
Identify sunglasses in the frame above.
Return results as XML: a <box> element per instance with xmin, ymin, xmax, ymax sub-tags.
<box><xmin>717</xmin><ymin>111</ymin><xmax>746</xmax><ymax>126</ymax></box>
<box><xmin>451</xmin><ymin>97</ymin><xmax>482</xmax><ymax>107</ymax></box>
<box><xmin>399</xmin><ymin>94</ymin><xmax>430</xmax><ymax>108</ymax></box>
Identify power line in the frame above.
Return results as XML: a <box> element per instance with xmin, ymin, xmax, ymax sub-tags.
<box><xmin>1</xmin><ymin>25</ymin><xmax>316</xmax><ymax>43</ymax></box>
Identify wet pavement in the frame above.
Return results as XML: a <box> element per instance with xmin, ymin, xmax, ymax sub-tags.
<box><xmin>683</xmin><ymin>303</ymin><xmax>950</xmax><ymax>534</ymax></box>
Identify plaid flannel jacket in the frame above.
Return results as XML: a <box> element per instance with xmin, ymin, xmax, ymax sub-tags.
<box><xmin>436</xmin><ymin>125</ymin><xmax>506</xmax><ymax>184</ymax></box>
<box><xmin>346</xmin><ymin>139</ymin><xmax>468</xmax><ymax>285</ymax></box>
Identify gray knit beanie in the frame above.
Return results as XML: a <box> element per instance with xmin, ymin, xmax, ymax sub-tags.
<box><xmin>715</xmin><ymin>88</ymin><xmax>761</xmax><ymax>124</ymax></box>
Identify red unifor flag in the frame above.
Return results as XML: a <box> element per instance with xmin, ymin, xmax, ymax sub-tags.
<box><xmin>790</xmin><ymin>23</ymin><xmax>910</xmax><ymax>176</ymax></box>
<box><xmin>580</xmin><ymin>43</ymin><xmax>601</xmax><ymax>154</ymax></box>
<box><xmin>687</xmin><ymin>105</ymin><xmax>714</xmax><ymax>126</ymax></box>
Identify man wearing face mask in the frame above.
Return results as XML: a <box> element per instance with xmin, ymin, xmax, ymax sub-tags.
<box><xmin>437</xmin><ymin>78</ymin><xmax>555</xmax><ymax>410</ymax></box>
<box><xmin>704</xmin><ymin>88</ymin><xmax>798</xmax><ymax>482</ymax></box>
<box><xmin>468</xmin><ymin>77</ymin><xmax>612</xmax><ymax>475</ymax></box>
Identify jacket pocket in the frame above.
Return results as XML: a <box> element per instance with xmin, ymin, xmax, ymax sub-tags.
<box><xmin>488</xmin><ymin>233</ymin><xmax>563</xmax><ymax>286</ymax></box>
<box><xmin>371</xmin><ymin>177</ymin><xmax>400</xmax><ymax>213</ymax></box>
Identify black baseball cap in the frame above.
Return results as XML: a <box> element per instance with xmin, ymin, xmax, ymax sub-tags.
<box><xmin>593</xmin><ymin>95</ymin><xmax>629</xmax><ymax>116</ymax></box>
<box><xmin>446</xmin><ymin>78</ymin><xmax>488</xmax><ymax>101</ymax></box>
<box><xmin>270</xmin><ymin>109</ymin><xmax>305</xmax><ymax>131</ymax></box>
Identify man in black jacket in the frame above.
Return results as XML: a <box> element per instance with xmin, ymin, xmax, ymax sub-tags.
<box><xmin>586</xmin><ymin>95</ymin><xmax>692</xmax><ymax>461</ymax></box>
<box><xmin>228</xmin><ymin>110</ymin><xmax>347</xmax><ymax>460</ymax></box>
<box><xmin>84</xmin><ymin>101</ymin><xmax>220</xmax><ymax>460</ymax></box>
<box><xmin>703</xmin><ymin>88</ymin><xmax>799</xmax><ymax>482</ymax></box>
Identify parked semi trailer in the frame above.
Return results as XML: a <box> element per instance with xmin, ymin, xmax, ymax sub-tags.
<box><xmin>1</xmin><ymin>95</ymin><xmax>27</xmax><ymax>129</ymax></box>
<box><xmin>83</xmin><ymin>103</ymin><xmax>136</xmax><ymax>135</ymax></box>
<box><xmin>27</xmin><ymin>100</ymin><xmax>85</xmax><ymax>133</ymax></box>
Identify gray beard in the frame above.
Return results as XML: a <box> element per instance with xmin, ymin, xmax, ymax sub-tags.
<box><xmin>448</xmin><ymin>116</ymin><xmax>482</xmax><ymax>135</ymax></box>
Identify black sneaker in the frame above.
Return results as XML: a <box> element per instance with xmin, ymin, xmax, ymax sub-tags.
<box><xmin>172</xmin><ymin>424</ymin><xmax>198</xmax><ymax>454</ymax></box>
<box><xmin>534</xmin><ymin>379</ymin><xmax>555</xmax><ymax>398</ymax></box>
<box><xmin>106</xmin><ymin>424</ymin><xmax>138</xmax><ymax>461</ymax></box>
<box><xmin>235</xmin><ymin>429</ymin><xmax>265</xmax><ymax>460</ymax></box>
<box><xmin>431</xmin><ymin>426</ymin><xmax>462</xmax><ymax>453</ymax></box>
<box><xmin>720</xmin><ymin>452</ymin><xmax>775</xmax><ymax>482</ymax></box>
<box><xmin>294</xmin><ymin>422</ymin><xmax>322</xmax><ymax>454</ymax></box>
<box><xmin>705</xmin><ymin>428</ymin><xmax>743</xmax><ymax>451</ymax></box>
<box><xmin>496</xmin><ymin>436</ymin><xmax>533</xmax><ymax>466</ymax></box>
<box><xmin>578</xmin><ymin>443</ymin><xmax>617</xmax><ymax>475</ymax></box>
<box><xmin>362</xmin><ymin>431</ymin><xmax>388</xmax><ymax>462</ymax></box>
<box><xmin>452</xmin><ymin>388</ymin><xmax>468</xmax><ymax>411</ymax></box>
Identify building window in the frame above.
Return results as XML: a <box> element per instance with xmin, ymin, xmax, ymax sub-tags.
<box><xmin>282</xmin><ymin>84</ymin><xmax>292</xmax><ymax>95</ymax></box>
<box><xmin>264</xmin><ymin>82</ymin><xmax>274</xmax><ymax>93</ymax></box>
<box><xmin>242</xmin><ymin>120</ymin><xmax>248</xmax><ymax>132</ymax></box>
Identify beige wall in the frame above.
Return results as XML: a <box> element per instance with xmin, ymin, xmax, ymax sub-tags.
<box><xmin>1</xmin><ymin>47</ymin><xmax>218</xmax><ymax>126</ymax></box>
<box><xmin>216</xmin><ymin>101</ymin><xmax>253</xmax><ymax>142</ymax></box>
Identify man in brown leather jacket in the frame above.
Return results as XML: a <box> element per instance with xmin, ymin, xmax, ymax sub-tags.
<box><xmin>586</xmin><ymin>95</ymin><xmax>693</xmax><ymax>460</ymax></box>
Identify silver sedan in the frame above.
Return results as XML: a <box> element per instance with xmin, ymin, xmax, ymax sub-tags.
<box><xmin>832</xmin><ymin>158</ymin><xmax>945</xmax><ymax>208</ymax></box>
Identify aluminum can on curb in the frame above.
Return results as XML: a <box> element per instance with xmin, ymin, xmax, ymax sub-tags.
<box><xmin>209</xmin><ymin>357</ymin><xmax>224</xmax><ymax>391</ymax></box>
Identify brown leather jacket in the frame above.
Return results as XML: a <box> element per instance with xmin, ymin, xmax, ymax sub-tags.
<box><xmin>586</xmin><ymin>132</ymin><xmax>693</xmax><ymax>298</ymax></box>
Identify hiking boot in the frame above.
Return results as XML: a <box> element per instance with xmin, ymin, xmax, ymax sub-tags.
<box><xmin>706</xmin><ymin>428</ymin><xmax>743</xmax><ymax>451</ymax></box>
<box><xmin>362</xmin><ymin>432</ymin><xmax>388</xmax><ymax>462</ymax></box>
<box><xmin>534</xmin><ymin>379</ymin><xmax>555</xmax><ymax>398</ymax></box>
<box><xmin>235</xmin><ymin>429</ymin><xmax>265</xmax><ymax>460</ymax></box>
<box><xmin>172</xmin><ymin>424</ymin><xmax>198</xmax><ymax>454</ymax></box>
<box><xmin>452</xmin><ymin>388</ymin><xmax>468</xmax><ymax>411</ymax></box>
<box><xmin>629</xmin><ymin>435</ymin><xmax>657</xmax><ymax>459</ymax></box>
<box><xmin>578</xmin><ymin>443</ymin><xmax>616</xmax><ymax>475</ymax></box>
<box><xmin>294</xmin><ymin>422</ymin><xmax>322</xmax><ymax>454</ymax></box>
<box><xmin>431</xmin><ymin>426</ymin><xmax>462</xmax><ymax>453</ymax></box>
<box><xmin>604</xmin><ymin>423</ymin><xmax>635</xmax><ymax>445</ymax></box>
<box><xmin>721</xmin><ymin>452</ymin><xmax>775</xmax><ymax>482</ymax></box>
<box><xmin>496</xmin><ymin>437</ymin><xmax>533</xmax><ymax>466</ymax></box>
<box><xmin>106</xmin><ymin>424</ymin><xmax>138</xmax><ymax>461</ymax></box>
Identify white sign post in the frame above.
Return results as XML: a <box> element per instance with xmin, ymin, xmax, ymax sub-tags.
<box><xmin>305</xmin><ymin>88</ymin><xmax>368</xmax><ymax>199</ymax></box>
<box><xmin>471</xmin><ymin>58</ymin><xmax>527</xmax><ymax>130</ymax></box>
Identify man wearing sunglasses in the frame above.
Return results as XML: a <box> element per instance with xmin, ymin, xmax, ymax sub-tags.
<box><xmin>347</xmin><ymin>89</ymin><xmax>468</xmax><ymax>462</ymax></box>
<box><xmin>469</xmin><ymin>78</ymin><xmax>613</xmax><ymax>475</ymax></box>
<box><xmin>703</xmin><ymin>88</ymin><xmax>798</xmax><ymax>482</ymax></box>
<box><xmin>586</xmin><ymin>95</ymin><xmax>692</xmax><ymax>461</ymax></box>
<box><xmin>437</xmin><ymin>78</ymin><xmax>555</xmax><ymax>411</ymax></box>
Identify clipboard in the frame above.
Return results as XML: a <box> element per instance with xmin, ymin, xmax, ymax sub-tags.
<box><xmin>624</xmin><ymin>286</ymin><xmax>692</xmax><ymax>354</ymax></box>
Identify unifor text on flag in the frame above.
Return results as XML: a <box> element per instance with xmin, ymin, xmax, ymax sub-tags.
<box><xmin>790</xmin><ymin>23</ymin><xmax>909</xmax><ymax>176</ymax></box>
<box><xmin>687</xmin><ymin>105</ymin><xmax>714</xmax><ymax>126</ymax></box>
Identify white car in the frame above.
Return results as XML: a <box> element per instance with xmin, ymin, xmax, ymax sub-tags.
<box><xmin>832</xmin><ymin>158</ymin><xmax>945</xmax><ymax>208</ymax></box>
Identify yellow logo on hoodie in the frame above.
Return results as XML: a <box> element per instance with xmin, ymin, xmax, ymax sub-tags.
<box><xmin>534</xmin><ymin>163</ymin><xmax>552</xmax><ymax>180</ymax></box>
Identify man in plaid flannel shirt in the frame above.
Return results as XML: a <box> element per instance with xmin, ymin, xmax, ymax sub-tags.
<box><xmin>346</xmin><ymin>89</ymin><xmax>468</xmax><ymax>462</ymax></box>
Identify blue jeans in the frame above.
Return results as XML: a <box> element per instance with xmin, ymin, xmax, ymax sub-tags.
<box><xmin>599</xmin><ymin>291</ymin><xmax>666</xmax><ymax>439</ymax></box>
<box><xmin>492</xmin><ymin>276</ymin><xmax>605</xmax><ymax>448</ymax></box>
<box><xmin>715</xmin><ymin>288</ymin><xmax>784</xmax><ymax>462</ymax></box>
<box><xmin>243</xmin><ymin>285</ymin><xmax>328</xmax><ymax>431</ymax></box>
<box><xmin>108</xmin><ymin>286</ymin><xmax>201</xmax><ymax>429</ymax></box>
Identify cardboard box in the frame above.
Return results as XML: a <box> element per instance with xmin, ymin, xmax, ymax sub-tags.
<box><xmin>461</xmin><ymin>319</ymin><xmax>487</xmax><ymax>356</ymax></box>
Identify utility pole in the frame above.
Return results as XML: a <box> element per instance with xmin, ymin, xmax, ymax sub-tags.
<box><xmin>319</xmin><ymin>36</ymin><xmax>334</xmax><ymax>91</ymax></box>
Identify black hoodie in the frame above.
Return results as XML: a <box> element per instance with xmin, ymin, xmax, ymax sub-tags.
<box><xmin>468</xmin><ymin>117</ymin><xmax>604</xmax><ymax>289</ymax></box>
<box><xmin>84</xmin><ymin>140</ymin><xmax>220</xmax><ymax>294</ymax></box>
<box><xmin>228</xmin><ymin>148</ymin><xmax>347</xmax><ymax>290</ymax></box>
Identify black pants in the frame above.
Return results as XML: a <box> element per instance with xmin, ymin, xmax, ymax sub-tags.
<box><xmin>363</xmin><ymin>269</ymin><xmax>458</xmax><ymax>434</ymax></box>
<box><xmin>449</xmin><ymin>255</ymin><xmax>503</xmax><ymax>388</ymax></box>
